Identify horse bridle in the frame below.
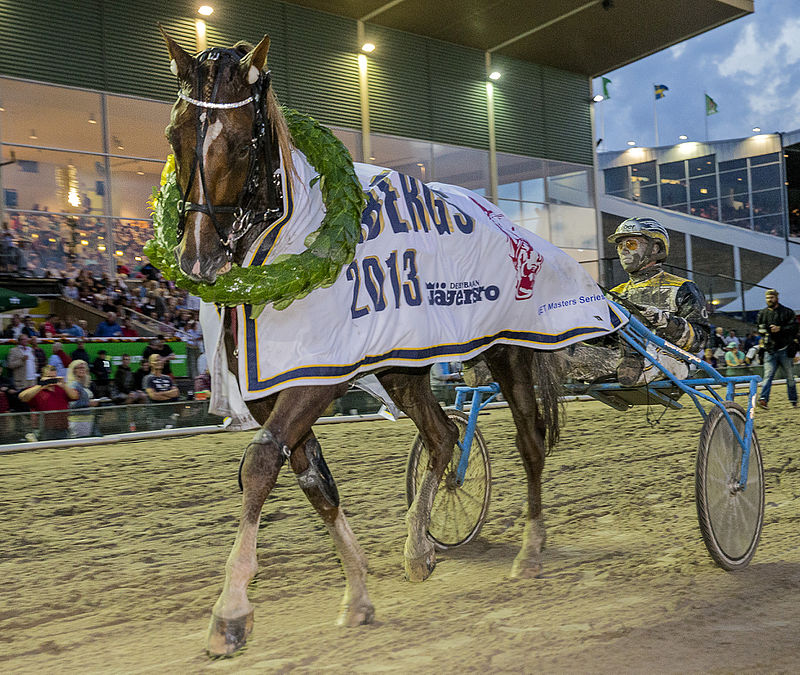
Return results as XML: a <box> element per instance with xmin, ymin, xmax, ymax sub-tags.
<box><xmin>175</xmin><ymin>47</ymin><xmax>283</xmax><ymax>259</ymax></box>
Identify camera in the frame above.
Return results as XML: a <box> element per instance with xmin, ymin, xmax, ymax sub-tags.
<box><xmin>40</xmin><ymin>378</ymin><xmax>60</xmax><ymax>386</ymax></box>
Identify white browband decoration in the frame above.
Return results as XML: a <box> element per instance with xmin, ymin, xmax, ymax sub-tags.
<box><xmin>178</xmin><ymin>91</ymin><xmax>255</xmax><ymax>109</ymax></box>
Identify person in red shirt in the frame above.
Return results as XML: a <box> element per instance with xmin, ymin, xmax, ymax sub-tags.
<box><xmin>119</xmin><ymin>316</ymin><xmax>139</xmax><ymax>337</ymax></box>
<box><xmin>18</xmin><ymin>364</ymin><xmax>79</xmax><ymax>440</ymax></box>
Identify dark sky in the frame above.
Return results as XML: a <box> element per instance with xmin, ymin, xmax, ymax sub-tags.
<box><xmin>592</xmin><ymin>0</ymin><xmax>799</xmax><ymax>152</ymax></box>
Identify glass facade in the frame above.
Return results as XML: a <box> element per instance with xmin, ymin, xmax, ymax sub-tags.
<box><xmin>1</xmin><ymin>76</ymin><xmax>597</xmax><ymax>279</ymax></box>
<box><xmin>603</xmin><ymin>149</ymin><xmax>787</xmax><ymax>237</ymax></box>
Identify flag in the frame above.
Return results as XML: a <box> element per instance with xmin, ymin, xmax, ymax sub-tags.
<box><xmin>601</xmin><ymin>76</ymin><xmax>611</xmax><ymax>99</ymax></box>
<box><xmin>705</xmin><ymin>93</ymin><xmax>719</xmax><ymax>115</ymax></box>
<box><xmin>654</xmin><ymin>83</ymin><xmax>669</xmax><ymax>99</ymax></box>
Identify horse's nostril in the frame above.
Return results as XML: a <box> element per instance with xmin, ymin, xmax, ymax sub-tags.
<box><xmin>192</xmin><ymin>260</ymin><xmax>202</xmax><ymax>276</ymax></box>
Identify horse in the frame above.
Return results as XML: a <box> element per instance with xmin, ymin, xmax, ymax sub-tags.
<box><xmin>158</xmin><ymin>30</ymin><xmax>618</xmax><ymax>656</ymax></box>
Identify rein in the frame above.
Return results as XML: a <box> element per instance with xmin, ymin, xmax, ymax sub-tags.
<box><xmin>176</xmin><ymin>47</ymin><xmax>282</xmax><ymax>260</ymax></box>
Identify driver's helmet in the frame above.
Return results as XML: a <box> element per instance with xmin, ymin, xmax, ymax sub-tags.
<box><xmin>608</xmin><ymin>217</ymin><xmax>669</xmax><ymax>261</ymax></box>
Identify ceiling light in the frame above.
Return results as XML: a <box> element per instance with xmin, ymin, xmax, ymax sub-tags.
<box><xmin>752</xmin><ymin>126</ymin><xmax>761</xmax><ymax>133</ymax></box>
<box><xmin>361</xmin><ymin>42</ymin><xmax>375</xmax><ymax>53</ymax></box>
<box><xmin>115</xmin><ymin>250</ymin><xmax>124</xmax><ymax>256</ymax></box>
<box><xmin>679</xmin><ymin>134</ymin><xmax>688</xmax><ymax>140</ymax></box>
<box><xmin>136</xmin><ymin>170</ymin><xmax>145</xmax><ymax>175</ymax></box>
<box><xmin>0</xmin><ymin>107</ymin><xmax>5</xmax><ymax>112</ymax></box>
<box><xmin>627</xmin><ymin>140</ymin><xmax>636</xmax><ymax>146</ymax></box>
<box><xmin>29</xmin><ymin>129</ymin><xmax>38</xmax><ymax>140</ymax></box>
<box><xmin>198</xmin><ymin>5</ymin><xmax>213</xmax><ymax>15</ymax></box>
<box><xmin>98</xmin><ymin>245</ymin><xmax>106</xmax><ymax>252</ymax></box>
<box><xmin>88</xmin><ymin>113</ymin><xmax>97</xmax><ymax>124</ymax></box>
<box><xmin>592</xmin><ymin>94</ymin><xmax>604</xmax><ymax>102</ymax></box>
<box><xmin>80</xmin><ymin>239</ymin><xmax>89</xmax><ymax>246</ymax></box>
<box><xmin>489</xmin><ymin>71</ymin><xmax>501</xmax><ymax>81</ymax></box>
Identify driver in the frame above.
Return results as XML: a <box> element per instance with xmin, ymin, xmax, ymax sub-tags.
<box><xmin>607</xmin><ymin>217</ymin><xmax>709</xmax><ymax>384</ymax></box>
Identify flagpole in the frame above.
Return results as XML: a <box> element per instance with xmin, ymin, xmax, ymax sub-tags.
<box><xmin>653</xmin><ymin>84</ymin><xmax>660</xmax><ymax>146</ymax></box>
<box><xmin>704</xmin><ymin>90</ymin><xmax>709</xmax><ymax>142</ymax></box>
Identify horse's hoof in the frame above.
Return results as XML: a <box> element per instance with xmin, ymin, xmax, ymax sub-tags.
<box><xmin>405</xmin><ymin>549</ymin><xmax>436</xmax><ymax>582</ymax></box>
<box><xmin>510</xmin><ymin>559</ymin><xmax>543</xmax><ymax>579</ymax></box>
<box><xmin>336</xmin><ymin>601</ymin><xmax>375</xmax><ymax>627</ymax></box>
<box><xmin>205</xmin><ymin>610</ymin><xmax>254</xmax><ymax>657</ymax></box>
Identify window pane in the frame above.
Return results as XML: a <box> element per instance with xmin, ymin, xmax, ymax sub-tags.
<box><xmin>727</xmin><ymin>217</ymin><xmax>752</xmax><ymax>230</ymax></box>
<box><xmin>519</xmin><ymin>202</ymin><xmax>549</xmax><ymax>239</ymax></box>
<box><xmin>497</xmin><ymin>199</ymin><xmax>522</xmax><ymax>222</ymax></box>
<box><xmin>664</xmin><ymin>228</ymin><xmax>686</xmax><ymax>274</ymax></box>
<box><xmin>665</xmin><ymin>202</ymin><xmax>688</xmax><ymax>214</ymax></box>
<box><xmin>106</xmin><ymin>95</ymin><xmax>172</xmax><ymax>160</ymax></box>
<box><xmin>549</xmin><ymin>204</ymin><xmax>596</xmax><ymax>249</ymax></box>
<box><xmin>630</xmin><ymin>160</ymin><xmax>656</xmax><ymax>185</ymax></box>
<box><xmin>689</xmin><ymin>198</ymin><xmax>719</xmax><ymax>221</ymax></box>
<box><xmin>547</xmin><ymin>162</ymin><xmax>592</xmax><ymax>207</ymax></box>
<box><xmin>749</xmin><ymin>152</ymin><xmax>779</xmax><ymax>166</ymax></box>
<box><xmin>688</xmin><ymin>154</ymin><xmax>716</xmax><ymax>177</ymax></box>
<box><xmin>659</xmin><ymin>160</ymin><xmax>685</xmax><ymax>181</ymax></box>
<box><xmin>1</xmin><ymin>147</ymin><xmax>107</xmax><ymax>213</ymax></box>
<box><xmin>370</xmin><ymin>133</ymin><xmax>434</xmax><ymax>182</ymax></box>
<box><xmin>521</xmin><ymin>178</ymin><xmax>545</xmax><ymax>202</ymax></box>
<box><xmin>109</xmin><ymin>158</ymin><xmax>162</xmax><ymax>218</ymax></box>
<box><xmin>719</xmin><ymin>169</ymin><xmax>748</xmax><ymax>197</ymax></box>
<box><xmin>690</xmin><ymin>174</ymin><xmax>717</xmax><ymax>201</ymax></box>
<box><xmin>719</xmin><ymin>158</ymin><xmax>746</xmax><ymax>172</ymax></box>
<box><xmin>431</xmin><ymin>143</ymin><xmax>488</xmax><ymax>191</ymax></box>
<box><xmin>751</xmin><ymin>188</ymin><xmax>783</xmax><ymax>215</ymax></box>
<box><xmin>721</xmin><ymin>192</ymin><xmax>749</xmax><ymax>222</ymax></box>
<box><xmin>638</xmin><ymin>185</ymin><xmax>658</xmax><ymax>205</ymax></box>
<box><xmin>497</xmin><ymin>182</ymin><xmax>520</xmax><ymax>200</ymax></box>
<box><xmin>0</xmin><ymin>79</ymin><xmax>104</xmax><ymax>152</ymax></box>
<box><xmin>6</xmin><ymin>212</ymin><xmax>113</xmax><ymax>277</ymax></box>
<box><xmin>750</xmin><ymin>163</ymin><xmax>781</xmax><ymax>192</ymax></box>
<box><xmin>604</xmin><ymin>166</ymin><xmax>628</xmax><ymax>194</ymax></box>
<box><xmin>661</xmin><ymin>181</ymin><xmax>687</xmax><ymax>205</ymax></box>
<box><xmin>752</xmin><ymin>214</ymin><xmax>784</xmax><ymax>237</ymax></box>
<box><xmin>113</xmin><ymin>218</ymin><xmax>153</xmax><ymax>270</ymax></box>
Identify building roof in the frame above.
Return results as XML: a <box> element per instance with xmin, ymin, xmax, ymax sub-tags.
<box><xmin>283</xmin><ymin>0</ymin><xmax>753</xmax><ymax>76</ymax></box>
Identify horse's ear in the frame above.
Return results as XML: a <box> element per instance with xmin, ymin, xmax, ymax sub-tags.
<box><xmin>241</xmin><ymin>35</ymin><xmax>270</xmax><ymax>84</ymax></box>
<box><xmin>159</xmin><ymin>23</ymin><xmax>193</xmax><ymax>79</ymax></box>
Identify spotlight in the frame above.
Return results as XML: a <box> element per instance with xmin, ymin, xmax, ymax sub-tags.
<box><xmin>198</xmin><ymin>5</ymin><xmax>213</xmax><ymax>16</ymax></box>
<box><xmin>592</xmin><ymin>94</ymin><xmax>604</xmax><ymax>102</ymax></box>
<box><xmin>361</xmin><ymin>42</ymin><xmax>375</xmax><ymax>53</ymax></box>
<box><xmin>679</xmin><ymin>134</ymin><xmax>688</xmax><ymax>140</ymax></box>
<box><xmin>627</xmin><ymin>140</ymin><xmax>636</xmax><ymax>146</ymax></box>
<box><xmin>488</xmin><ymin>71</ymin><xmax>501</xmax><ymax>81</ymax></box>
<box><xmin>88</xmin><ymin>113</ymin><xmax>97</xmax><ymax>124</ymax></box>
<box><xmin>752</xmin><ymin>126</ymin><xmax>761</xmax><ymax>133</ymax></box>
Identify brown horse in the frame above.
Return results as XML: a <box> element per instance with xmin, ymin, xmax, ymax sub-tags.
<box><xmin>161</xmin><ymin>31</ymin><xmax>569</xmax><ymax>656</ymax></box>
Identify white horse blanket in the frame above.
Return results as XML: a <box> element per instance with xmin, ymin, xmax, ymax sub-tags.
<box><xmin>201</xmin><ymin>150</ymin><xmax>625</xmax><ymax>429</ymax></box>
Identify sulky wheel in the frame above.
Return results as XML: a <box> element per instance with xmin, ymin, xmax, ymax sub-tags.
<box><xmin>405</xmin><ymin>409</ymin><xmax>491</xmax><ymax>550</ymax></box>
<box><xmin>695</xmin><ymin>400</ymin><xmax>764</xmax><ymax>571</ymax></box>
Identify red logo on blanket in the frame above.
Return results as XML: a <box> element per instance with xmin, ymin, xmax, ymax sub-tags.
<box><xmin>469</xmin><ymin>197</ymin><xmax>544</xmax><ymax>300</ymax></box>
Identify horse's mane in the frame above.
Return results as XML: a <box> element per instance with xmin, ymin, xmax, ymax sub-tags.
<box><xmin>233</xmin><ymin>41</ymin><xmax>295</xmax><ymax>179</ymax></box>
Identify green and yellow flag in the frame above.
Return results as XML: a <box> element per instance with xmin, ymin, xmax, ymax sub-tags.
<box><xmin>705</xmin><ymin>94</ymin><xmax>719</xmax><ymax>115</ymax></box>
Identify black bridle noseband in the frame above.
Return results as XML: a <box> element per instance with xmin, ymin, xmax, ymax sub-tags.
<box><xmin>176</xmin><ymin>47</ymin><xmax>283</xmax><ymax>259</ymax></box>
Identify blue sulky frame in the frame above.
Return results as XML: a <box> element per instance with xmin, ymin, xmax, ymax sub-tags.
<box><xmin>586</xmin><ymin>303</ymin><xmax>760</xmax><ymax>491</ymax></box>
<box><xmin>450</xmin><ymin>302</ymin><xmax>760</xmax><ymax>492</ymax></box>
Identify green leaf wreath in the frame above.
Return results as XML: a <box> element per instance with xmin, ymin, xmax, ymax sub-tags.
<box><xmin>143</xmin><ymin>108</ymin><xmax>365</xmax><ymax>310</ymax></box>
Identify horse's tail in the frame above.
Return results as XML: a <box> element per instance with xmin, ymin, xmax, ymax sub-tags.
<box><xmin>531</xmin><ymin>350</ymin><xmax>566</xmax><ymax>453</ymax></box>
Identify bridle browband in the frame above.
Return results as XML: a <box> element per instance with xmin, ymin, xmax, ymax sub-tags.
<box><xmin>175</xmin><ymin>47</ymin><xmax>283</xmax><ymax>259</ymax></box>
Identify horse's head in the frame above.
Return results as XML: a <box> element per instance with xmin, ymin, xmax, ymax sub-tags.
<box><xmin>161</xmin><ymin>28</ymin><xmax>275</xmax><ymax>284</ymax></box>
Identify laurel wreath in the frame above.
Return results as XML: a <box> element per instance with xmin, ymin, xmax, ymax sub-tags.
<box><xmin>143</xmin><ymin>108</ymin><xmax>365</xmax><ymax>310</ymax></box>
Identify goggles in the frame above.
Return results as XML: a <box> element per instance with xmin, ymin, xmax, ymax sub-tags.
<box><xmin>616</xmin><ymin>237</ymin><xmax>643</xmax><ymax>251</ymax></box>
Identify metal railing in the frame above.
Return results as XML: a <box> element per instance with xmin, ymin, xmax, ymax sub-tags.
<box><xmin>0</xmin><ymin>399</ymin><xmax>223</xmax><ymax>446</ymax></box>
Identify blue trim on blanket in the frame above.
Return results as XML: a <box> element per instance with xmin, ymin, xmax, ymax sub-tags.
<box><xmin>243</xmin><ymin>306</ymin><xmax>623</xmax><ymax>394</ymax></box>
<box><xmin>248</xmin><ymin>162</ymin><xmax>295</xmax><ymax>267</ymax></box>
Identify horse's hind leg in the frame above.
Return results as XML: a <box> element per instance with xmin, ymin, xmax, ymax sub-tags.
<box><xmin>378</xmin><ymin>368</ymin><xmax>459</xmax><ymax>582</ymax></box>
<box><xmin>289</xmin><ymin>434</ymin><xmax>373</xmax><ymax>626</ymax></box>
<box><xmin>484</xmin><ymin>346</ymin><xmax>552</xmax><ymax>579</ymax></box>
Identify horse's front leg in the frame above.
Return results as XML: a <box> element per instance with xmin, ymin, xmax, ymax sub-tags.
<box><xmin>378</xmin><ymin>369</ymin><xmax>458</xmax><ymax>582</ymax></box>
<box><xmin>206</xmin><ymin>424</ymin><xmax>284</xmax><ymax>656</ymax></box>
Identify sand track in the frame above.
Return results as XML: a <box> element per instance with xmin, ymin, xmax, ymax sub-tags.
<box><xmin>2</xmin><ymin>397</ymin><xmax>799</xmax><ymax>672</ymax></box>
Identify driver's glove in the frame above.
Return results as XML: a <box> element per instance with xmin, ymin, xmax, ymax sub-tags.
<box><xmin>640</xmin><ymin>305</ymin><xmax>669</xmax><ymax>329</ymax></box>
